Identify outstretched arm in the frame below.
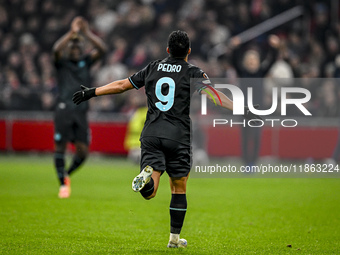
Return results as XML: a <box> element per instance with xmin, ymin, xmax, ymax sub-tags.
<box><xmin>95</xmin><ymin>78</ymin><xmax>133</xmax><ymax>96</ymax></box>
<box><xmin>72</xmin><ymin>78</ymin><xmax>134</xmax><ymax>105</ymax></box>
<box><xmin>201</xmin><ymin>88</ymin><xmax>262</xmax><ymax>121</ymax></box>
<box><xmin>201</xmin><ymin>89</ymin><xmax>233</xmax><ymax>111</ymax></box>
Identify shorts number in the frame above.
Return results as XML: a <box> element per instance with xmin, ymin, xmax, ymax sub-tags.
<box><xmin>155</xmin><ymin>77</ymin><xmax>175</xmax><ymax>111</ymax></box>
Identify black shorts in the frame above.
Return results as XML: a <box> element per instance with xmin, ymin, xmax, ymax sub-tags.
<box><xmin>54</xmin><ymin>108</ymin><xmax>90</xmax><ymax>145</ymax></box>
<box><xmin>140</xmin><ymin>137</ymin><xmax>192</xmax><ymax>178</ymax></box>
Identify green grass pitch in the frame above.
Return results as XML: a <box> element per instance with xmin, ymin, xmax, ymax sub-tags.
<box><xmin>0</xmin><ymin>154</ymin><xmax>339</xmax><ymax>254</ymax></box>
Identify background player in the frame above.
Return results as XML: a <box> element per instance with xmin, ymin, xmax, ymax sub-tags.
<box><xmin>73</xmin><ymin>30</ymin><xmax>260</xmax><ymax>247</ymax></box>
<box><xmin>53</xmin><ymin>16</ymin><xmax>107</xmax><ymax>198</ymax></box>
<box><xmin>229</xmin><ymin>35</ymin><xmax>280</xmax><ymax>168</ymax></box>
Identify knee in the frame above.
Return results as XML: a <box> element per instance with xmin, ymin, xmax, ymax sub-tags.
<box><xmin>55</xmin><ymin>142</ymin><xmax>66</xmax><ymax>153</ymax></box>
<box><xmin>170</xmin><ymin>177</ymin><xmax>187</xmax><ymax>194</ymax></box>
<box><xmin>75</xmin><ymin>146</ymin><xmax>88</xmax><ymax>159</ymax></box>
<box><xmin>77</xmin><ymin>152</ymin><xmax>88</xmax><ymax>160</ymax></box>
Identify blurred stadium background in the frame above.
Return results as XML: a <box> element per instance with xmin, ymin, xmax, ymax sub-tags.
<box><xmin>1</xmin><ymin>1</ymin><xmax>340</xmax><ymax>254</ymax></box>
<box><xmin>1</xmin><ymin>0</ymin><xmax>340</xmax><ymax>160</ymax></box>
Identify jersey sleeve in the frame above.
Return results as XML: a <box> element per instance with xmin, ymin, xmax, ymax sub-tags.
<box><xmin>128</xmin><ymin>62</ymin><xmax>153</xmax><ymax>90</ymax></box>
<box><xmin>191</xmin><ymin>67</ymin><xmax>212</xmax><ymax>93</ymax></box>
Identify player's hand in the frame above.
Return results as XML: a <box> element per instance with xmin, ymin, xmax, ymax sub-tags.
<box><xmin>268</xmin><ymin>34</ymin><xmax>280</xmax><ymax>48</ymax></box>
<box><xmin>244</xmin><ymin>105</ymin><xmax>263</xmax><ymax>123</ymax></box>
<box><xmin>229</xmin><ymin>36</ymin><xmax>241</xmax><ymax>48</ymax></box>
<box><xmin>72</xmin><ymin>85</ymin><xmax>97</xmax><ymax>105</ymax></box>
<box><xmin>80</xmin><ymin>19</ymin><xmax>90</xmax><ymax>35</ymax></box>
<box><xmin>71</xmin><ymin>16</ymin><xmax>83</xmax><ymax>33</ymax></box>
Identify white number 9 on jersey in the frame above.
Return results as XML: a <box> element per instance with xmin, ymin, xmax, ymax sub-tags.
<box><xmin>155</xmin><ymin>77</ymin><xmax>175</xmax><ymax>111</ymax></box>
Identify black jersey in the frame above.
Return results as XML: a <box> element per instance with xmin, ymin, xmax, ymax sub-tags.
<box><xmin>55</xmin><ymin>55</ymin><xmax>94</xmax><ymax>111</ymax></box>
<box><xmin>129</xmin><ymin>57</ymin><xmax>209</xmax><ymax>146</ymax></box>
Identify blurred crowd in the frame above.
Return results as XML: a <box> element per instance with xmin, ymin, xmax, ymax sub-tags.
<box><xmin>1</xmin><ymin>0</ymin><xmax>340</xmax><ymax>117</ymax></box>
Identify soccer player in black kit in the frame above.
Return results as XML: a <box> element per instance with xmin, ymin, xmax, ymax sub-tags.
<box><xmin>53</xmin><ymin>16</ymin><xmax>106</xmax><ymax>198</ymax></box>
<box><xmin>73</xmin><ymin>30</ymin><xmax>259</xmax><ymax>248</ymax></box>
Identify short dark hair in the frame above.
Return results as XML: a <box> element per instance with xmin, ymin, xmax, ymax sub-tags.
<box><xmin>168</xmin><ymin>30</ymin><xmax>190</xmax><ymax>59</ymax></box>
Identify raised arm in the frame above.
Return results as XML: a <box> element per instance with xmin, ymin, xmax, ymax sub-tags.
<box><xmin>201</xmin><ymin>88</ymin><xmax>262</xmax><ymax>121</ymax></box>
<box><xmin>201</xmin><ymin>89</ymin><xmax>233</xmax><ymax>111</ymax></box>
<box><xmin>80</xmin><ymin>19</ymin><xmax>107</xmax><ymax>62</ymax></box>
<box><xmin>260</xmin><ymin>34</ymin><xmax>280</xmax><ymax>75</ymax></box>
<box><xmin>229</xmin><ymin>36</ymin><xmax>244</xmax><ymax>75</ymax></box>
<box><xmin>52</xmin><ymin>17</ymin><xmax>82</xmax><ymax>61</ymax></box>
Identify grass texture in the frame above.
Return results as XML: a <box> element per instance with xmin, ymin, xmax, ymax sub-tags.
<box><xmin>0</xmin><ymin>154</ymin><xmax>339</xmax><ymax>254</ymax></box>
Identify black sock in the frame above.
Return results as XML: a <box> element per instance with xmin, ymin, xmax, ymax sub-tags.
<box><xmin>170</xmin><ymin>194</ymin><xmax>187</xmax><ymax>234</ymax></box>
<box><xmin>140</xmin><ymin>177</ymin><xmax>154</xmax><ymax>198</ymax></box>
<box><xmin>67</xmin><ymin>155</ymin><xmax>86</xmax><ymax>176</ymax></box>
<box><xmin>54</xmin><ymin>152</ymin><xmax>65</xmax><ymax>185</ymax></box>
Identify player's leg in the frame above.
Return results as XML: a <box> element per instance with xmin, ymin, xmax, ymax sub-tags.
<box><xmin>163</xmin><ymin>139</ymin><xmax>191</xmax><ymax>248</ymax></box>
<box><xmin>54</xmin><ymin>141</ymin><xmax>67</xmax><ymax>186</ymax></box>
<box><xmin>55</xmin><ymin>142</ymin><xmax>71</xmax><ymax>198</ymax></box>
<box><xmin>132</xmin><ymin>137</ymin><xmax>166</xmax><ymax>199</ymax></box>
<box><xmin>54</xmin><ymin>109</ymin><xmax>71</xmax><ymax>198</ymax></box>
<box><xmin>324</xmin><ymin>128</ymin><xmax>340</xmax><ymax>165</ymax></box>
<box><xmin>138</xmin><ymin>169</ymin><xmax>162</xmax><ymax>199</ymax></box>
<box><xmin>67</xmin><ymin>112</ymin><xmax>90</xmax><ymax>176</ymax></box>
<box><xmin>167</xmin><ymin>176</ymin><xmax>188</xmax><ymax>248</ymax></box>
<box><xmin>250</xmin><ymin>127</ymin><xmax>261</xmax><ymax>166</ymax></box>
<box><xmin>67</xmin><ymin>141</ymin><xmax>88</xmax><ymax>176</ymax></box>
<box><xmin>241</xmin><ymin>126</ymin><xmax>251</xmax><ymax>166</ymax></box>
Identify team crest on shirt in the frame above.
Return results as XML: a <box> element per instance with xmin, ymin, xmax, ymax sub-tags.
<box><xmin>54</xmin><ymin>133</ymin><xmax>62</xmax><ymax>142</ymax></box>
<box><xmin>78</xmin><ymin>61</ymin><xmax>85</xmax><ymax>68</ymax></box>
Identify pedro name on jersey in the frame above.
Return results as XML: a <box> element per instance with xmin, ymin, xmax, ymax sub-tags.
<box><xmin>157</xmin><ymin>63</ymin><xmax>182</xmax><ymax>73</ymax></box>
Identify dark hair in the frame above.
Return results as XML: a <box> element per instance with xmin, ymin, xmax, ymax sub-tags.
<box><xmin>168</xmin><ymin>30</ymin><xmax>190</xmax><ymax>59</ymax></box>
